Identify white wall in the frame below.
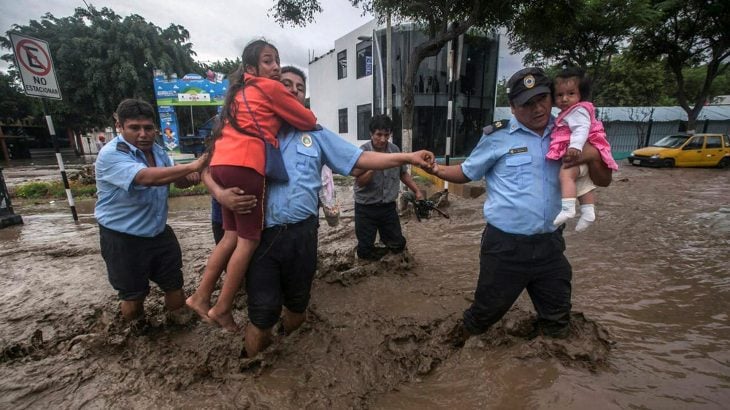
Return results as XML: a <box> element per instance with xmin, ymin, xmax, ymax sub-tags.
<box><xmin>309</xmin><ymin>20</ymin><xmax>377</xmax><ymax>146</ymax></box>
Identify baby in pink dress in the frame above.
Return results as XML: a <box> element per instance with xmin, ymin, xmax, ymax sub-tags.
<box><xmin>547</xmin><ymin>67</ymin><xmax>618</xmax><ymax>231</ymax></box>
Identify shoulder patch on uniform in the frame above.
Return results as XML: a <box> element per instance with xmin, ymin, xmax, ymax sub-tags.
<box><xmin>116</xmin><ymin>142</ymin><xmax>131</xmax><ymax>153</ymax></box>
<box><xmin>483</xmin><ymin>120</ymin><xmax>508</xmax><ymax>135</ymax></box>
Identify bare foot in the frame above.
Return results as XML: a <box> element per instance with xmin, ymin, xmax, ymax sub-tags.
<box><xmin>185</xmin><ymin>294</ymin><xmax>213</xmax><ymax>324</ymax></box>
<box><xmin>208</xmin><ymin>306</ymin><xmax>240</xmax><ymax>332</ymax></box>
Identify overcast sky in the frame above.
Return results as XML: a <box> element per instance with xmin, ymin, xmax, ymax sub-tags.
<box><xmin>1</xmin><ymin>0</ymin><xmax>524</xmax><ymax>79</ymax></box>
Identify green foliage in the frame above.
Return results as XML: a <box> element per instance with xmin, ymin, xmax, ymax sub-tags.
<box><xmin>169</xmin><ymin>183</ymin><xmax>209</xmax><ymax>196</ymax></box>
<box><xmin>626</xmin><ymin>0</ymin><xmax>729</xmax><ymax>125</ymax></box>
<box><xmin>14</xmin><ymin>181</ymin><xmax>53</xmax><ymax>198</ymax></box>
<box><xmin>507</xmin><ymin>0</ymin><xmax>655</xmax><ymax>91</ymax></box>
<box><xmin>206</xmin><ymin>58</ymin><xmax>242</xmax><ymax>78</ymax></box>
<box><xmin>272</xmin><ymin>0</ymin><xmax>523</xmax><ymax>135</ymax></box>
<box><xmin>12</xmin><ymin>180</ymin><xmax>208</xmax><ymax>199</ymax></box>
<box><xmin>270</xmin><ymin>0</ymin><xmax>323</xmax><ymax>27</ymax></box>
<box><xmin>598</xmin><ymin>55</ymin><xmax>673</xmax><ymax>106</ymax></box>
<box><xmin>0</xmin><ymin>6</ymin><xmax>199</xmax><ymax>130</ymax></box>
<box><xmin>0</xmin><ymin>72</ymin><xmax>42</xmax><ymax>120</ymax></box>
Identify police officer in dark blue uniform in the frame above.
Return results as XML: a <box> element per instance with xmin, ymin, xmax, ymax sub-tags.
<box><xmin>425</xmin><ymin>67</ymin><xmax>612</xmax><ymax>340</ymax></box>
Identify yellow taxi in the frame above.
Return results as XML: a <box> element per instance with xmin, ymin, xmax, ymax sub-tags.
<box><xmin>628</xmin><ymin>133</ymin><xmax>730</xmax><ymax>168</ymax></box>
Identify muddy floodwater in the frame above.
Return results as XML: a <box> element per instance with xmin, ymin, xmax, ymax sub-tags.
<box><xmin>1</xmin><ymin>164</ymin><xmax>729</xmax><ymax>409</ymax></box>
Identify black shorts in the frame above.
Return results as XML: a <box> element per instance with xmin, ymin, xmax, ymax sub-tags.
<box><xmin>246</xmin><ymin>216</ymin><xmax>319</xmax><ymax>329</ymax></box>
<box><xmin>99</xmin><ymin>224</ymin><xmax>183</xmax><ymax>300</ymax></box>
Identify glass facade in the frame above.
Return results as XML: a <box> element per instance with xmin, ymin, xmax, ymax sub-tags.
<box><xmin>371</xmin><ymin>26</ymin><xmax>499</xmax><ymax>156</ymax></box>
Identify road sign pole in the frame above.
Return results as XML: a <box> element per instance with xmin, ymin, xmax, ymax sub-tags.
<box><xmin>10</xmin><ymin>33</ymin><xmax>76</xmax><ymax>222</ymax></box>
<box><xmin>42</xmin><ymin>100</ymin><xmax>78</xmax><ymax>222</ymax></box>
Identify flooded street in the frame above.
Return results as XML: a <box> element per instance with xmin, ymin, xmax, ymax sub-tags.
<box><xmin>1</xmin><ymin>164</ymin><xmax>729</xmax><ymax>408</ymax></box>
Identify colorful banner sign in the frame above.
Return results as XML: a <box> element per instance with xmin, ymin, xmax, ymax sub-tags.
<box><xmin>153</xmin><ymin>70</ymin><xmax>228</xmax><ymax>106</ymax></box>
<box><xmin>158</xmin><ymin>106</ymin><xmax>180</xmax><ymax>151</ymax></box>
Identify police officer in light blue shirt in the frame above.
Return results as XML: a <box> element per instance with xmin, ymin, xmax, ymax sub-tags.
<box><xmin>202</xmin><ymin>66</ymin><xmax>435</xmax><ymax>357</ymax></box>
<box><xmin>95</xmin><ymin>98</ymin><xmax>206</xmax><ymax>322</ymax></box>
<box><xmin>425</xmin><ymin>67</ymin><xmax>612</xmax><ymax>341</ymax></box>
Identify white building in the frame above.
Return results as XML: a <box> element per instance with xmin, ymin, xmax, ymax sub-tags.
<box><xmin>309</xmin><ymin>20</ymin><xmax>499</xmax><ymax>156</ymax></box>
<box><xmin>309</xmin><ymin>20</ymin><xmax>376</xmax><ymax>146</ymax></box>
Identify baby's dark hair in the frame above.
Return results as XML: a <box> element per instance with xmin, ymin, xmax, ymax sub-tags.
<box><xmin>554</xmin><ymin>65</ymin><xmax>592</xmax><ymax>101</ymax></box>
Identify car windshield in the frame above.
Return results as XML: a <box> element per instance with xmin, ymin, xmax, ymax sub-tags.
<box><xmin>652</xmin><ymin>135</ymin><xmax>689</xmax><ymax>148</ymax></box>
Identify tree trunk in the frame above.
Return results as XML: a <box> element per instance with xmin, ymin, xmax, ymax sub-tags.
<box><xmin>399</xmin><ymin>21</ymin><xmax>476</xmax><ymax>154</ymax></box>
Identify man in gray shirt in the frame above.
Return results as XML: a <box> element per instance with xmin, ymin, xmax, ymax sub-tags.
<box><xmin>352</xmin><ymin>114</ymin><xmax>423</xmax><ymax>260</ymax></box>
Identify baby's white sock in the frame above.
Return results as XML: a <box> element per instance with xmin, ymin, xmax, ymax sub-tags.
<box><xmin>575</xmin><ymin>204</ymin><xmax>596</xmax><ymax>232</ymax></box>
<box><xmin>553</xmin><ymin>198</ymin><xmax>577</xmax><ymax>226</ymax></box>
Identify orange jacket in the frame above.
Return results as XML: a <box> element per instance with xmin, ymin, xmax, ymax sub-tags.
<box><xmin>210</xmin><ymin>74</ymin><xmax>316</xmax><ymax>174</ymax></box>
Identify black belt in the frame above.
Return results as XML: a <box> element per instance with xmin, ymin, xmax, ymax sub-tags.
<box><xmin>265</xmin><ymin>215</ymin><xmax>317</xmax><ymax>231</ymax></box>
<box><xmin>486</xmin><ymin>223</ymin><xmax>562</xmax><ymax>243</ymax></box>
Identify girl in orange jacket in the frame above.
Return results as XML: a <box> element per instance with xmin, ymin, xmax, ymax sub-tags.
<box><xmin>187</xmin><ymin>39</ymin><xmax>316</xmax><ymax>331</ymax></box>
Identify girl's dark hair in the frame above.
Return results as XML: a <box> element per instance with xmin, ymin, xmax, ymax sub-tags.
<box><xmin>553</xmin><ymin>65</ymin><xmax>592</xmax><ymax>101</ymax></box>
<box><xmin>206</xmin><ymin>39</ymin><xmax>278</xmax><ymax>162</ymax></box>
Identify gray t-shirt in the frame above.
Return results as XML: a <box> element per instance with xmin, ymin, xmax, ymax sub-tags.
<box><xmin>353</xmin><ymin>141</ymin><xmax>406</xmax><ymax>205</ymax></box>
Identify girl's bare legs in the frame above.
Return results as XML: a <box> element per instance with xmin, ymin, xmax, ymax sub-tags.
<box><xmin>576</xmin><ymin>190</ymin><xmax>596</xmax><ymax>231</ymax></box>
<box><xmin>553</xmin><ymin>165</ymin><xmax>580</xmax><ymax>226</ymax></box>
<box><xmin>186</xmin><ymin>230</ymin><xmax>238</xmax><ymax>322</ymax></box>
<box><xmin>208</xmin><ymin>236</ymin><xmax>259</xmax><ymax>332</ymax></box>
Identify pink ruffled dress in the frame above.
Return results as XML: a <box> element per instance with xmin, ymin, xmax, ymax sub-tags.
<box><xmin>546</xmin><ymin>101</ymin><xmax>619</xmax><ymax>170</ymax></box>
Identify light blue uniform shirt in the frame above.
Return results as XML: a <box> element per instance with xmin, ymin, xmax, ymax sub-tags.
<box><xmin>265</xmin><ymin>126</ymin><xmax>363</xmax><ymax>227</ymax></box>
<box><xmin>94</xmin><ymin>136</ymin><xmax>173</xmax><ymax>237</ymax></box>
<box><xmin>460</xmin><ymin>116</ymin><xmax>561</xmax><ymax>235</ymax></box>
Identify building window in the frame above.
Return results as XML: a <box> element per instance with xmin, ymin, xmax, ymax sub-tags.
<box><xmin>357</xmin><ymin>104</ymin><xmax>372</xmax><ymax>140</ymax></box>
<box><xmin>337</xmin><ymin>50</ymin><xmax>347</xmax><ymax>79</ymax></box>
<box><xmin>356</xmin><ymin>41</ymin><xmax>372</xmax><ymax>79</ymax></box>
<box><xmin>338</xmin><ymin>108</ymin><xmax>348</xmax><ymax>133</ymax></box>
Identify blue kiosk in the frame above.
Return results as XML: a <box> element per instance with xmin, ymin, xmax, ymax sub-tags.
<box><xmin>153</xmin><ymin>70</ymin><xmax>227</xmax><ymax>158</ymax></box>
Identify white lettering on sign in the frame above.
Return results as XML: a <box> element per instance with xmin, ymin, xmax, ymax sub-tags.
<box><xmin>178</xmin><ymin>93</ymin><xmax>211</xmax><ymax>102</ymax></box>
<box><xmin>9</xmin><ymin>33</ymin><xmax>62</xmax><ymax>100</ymax></box>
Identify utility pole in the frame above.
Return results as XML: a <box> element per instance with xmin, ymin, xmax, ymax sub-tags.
<box><xmin>386</xmin><ymin>12</ymin><xmax>393</xmax><ymax>118</ymax></box>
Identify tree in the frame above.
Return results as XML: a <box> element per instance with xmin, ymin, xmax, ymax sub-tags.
<box><xmin>206</xmin><ymin>58</ymin><xmax>242</xmax><ymax>78</ymax></box>
<box><xmin>0</xmin><ymin>7</ymin><xmax>199</xmax><ymax>132</ymax></box>
<box><xmin>629</xmin><ymin>0</ymin><xmax>730</xmax><ymax>131</ymax></box>
<box><xmin>0</xmin><ymin>71</ymin><xmax>41</xmax><ymax>122</ymax></box>
<box><xmin>272</xmin><ymin>0</ymin><xmax>522</xmax><ymax>153</ymax></box>
<box><xmin>599</xmin><ymin>55</ymin><xmax>673</xmax><ymax>106</ymax></box>
<box><xmin>506</xmin><ymin>0</ymin><xmax>654</xmax><ymax>101</ymax></box>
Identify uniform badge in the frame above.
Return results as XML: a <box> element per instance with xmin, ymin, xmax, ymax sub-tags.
<box><xmin>523</xmin><ymin>75</ymin><xmax>535</xmax><ymax>89</ymax></box>
<box><xmin>301</xmin><ymin>133</ymin><xmax>313</xmax><ymax>147</ymax></box>
<box><xmin>509</xmin><ymin>147</ymin><xmax>528</xmax><ymax>154</ymax></box>
<box><xmin>494</xmin><ymin>121</ymin><xmax>502</xmax><ymax>128</ymax></box>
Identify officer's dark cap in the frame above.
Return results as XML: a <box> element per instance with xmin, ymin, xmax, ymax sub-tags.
<box><xmin>507</xmin><ymin>67</ymin><xmax>552</xmax><ymax>106</ymax></box>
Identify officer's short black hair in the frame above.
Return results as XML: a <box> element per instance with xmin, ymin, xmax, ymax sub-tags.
<box><xmin>369</xmin><ymin>114</ymin><xmax>393</xmax><ymax>133</ymax></box>
<box><xmin>115</xmin><ymin>99</ymin><xmax>155</xmax><ymax>125</ymax></box>
<box><xmin>281</xmin><ymin>65</ymin><xmax>307</xmax><ymax>83</ymax></box>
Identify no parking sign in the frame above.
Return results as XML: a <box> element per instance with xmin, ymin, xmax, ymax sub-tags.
<box><xmin>9</xmin><ymin>33</ymin><xmax>62</xmax><ymax>100</ymax></box>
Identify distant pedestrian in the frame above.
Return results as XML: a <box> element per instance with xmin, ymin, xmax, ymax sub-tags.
<box><xmin>352</xmin><ymin>114</ymin><xmax>423</xmax><ymax>260</ymax></box>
